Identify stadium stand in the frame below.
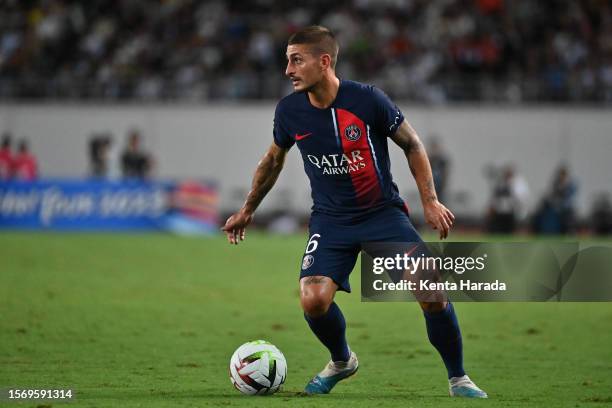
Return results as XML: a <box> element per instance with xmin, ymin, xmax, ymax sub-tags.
<box><xmin>1</xmin><ymin>0</ymin><xmax>611</xmax><ymax>102</ymax></box>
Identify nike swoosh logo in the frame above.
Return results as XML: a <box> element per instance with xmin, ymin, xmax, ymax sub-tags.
<box><xmin>295</xmin><ymin>132</ymin><xmax>313</xmax><ymax>141</ymax></box>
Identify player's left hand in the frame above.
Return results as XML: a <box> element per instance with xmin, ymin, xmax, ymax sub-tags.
<box><xmin>423</xmin><ymin>200</ymin><xmax>455</xmax><ymax>240</ymax></box>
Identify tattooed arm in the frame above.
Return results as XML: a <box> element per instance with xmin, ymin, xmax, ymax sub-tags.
<box><xmin>390</xmin><ymin>120</ymin><xmax>455</xmax><ymax>239</ymax></box>
<box><xmin>222</xmin><ymin>143</ymin><xmax>288</xmax><ymax>244</ymax></box>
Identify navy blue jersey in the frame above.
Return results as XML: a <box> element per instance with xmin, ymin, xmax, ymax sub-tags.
<box><xmin>273</xmin><ymin>79</ymin><xmax>407</xmax><ymax>219</ymax></box>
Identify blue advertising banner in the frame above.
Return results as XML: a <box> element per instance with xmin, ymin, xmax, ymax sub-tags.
<box><xmin>0</xmin><ymin>179</ymin><xmax>219</xmax><ymax>233</ymax></box>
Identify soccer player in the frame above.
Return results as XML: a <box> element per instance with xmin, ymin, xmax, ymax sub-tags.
<box><xmin>222</xmin><ymin>26</ymin><xmax>487</xmax><ymax>398</ymax></box>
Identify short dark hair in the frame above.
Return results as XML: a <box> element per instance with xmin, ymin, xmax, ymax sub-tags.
<box><xmin>288</xmin><ymin>26</ymin><xmax>339</xmax><ymax>69</ymax></box>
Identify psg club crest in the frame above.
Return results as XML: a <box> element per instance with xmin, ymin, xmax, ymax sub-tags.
<box><xmin>344</xmin><ymin>124</ymin><xmax>361</xmax><ymax>141</ymax></box>
<box><xmin>302</xmin><ymin>255</ymin><xmax>314</xmax><ymax>270</ymax></box>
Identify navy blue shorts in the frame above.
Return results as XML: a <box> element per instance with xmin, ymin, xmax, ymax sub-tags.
<box><xmin>299</xmin><ymin>204</ymin><xmax>423</xmax><ymax>292</ymax></box>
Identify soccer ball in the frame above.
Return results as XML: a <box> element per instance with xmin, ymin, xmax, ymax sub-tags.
<box><xmin>229</xmin><ymin>340</ymin><xmax>287</xmax><ymax>395</ymax></box>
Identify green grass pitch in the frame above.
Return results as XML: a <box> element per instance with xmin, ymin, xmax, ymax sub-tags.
<box><xmin>1</xmin><ymin>232</ymin><xmax>612</xmax><ymax>407</ymax></box>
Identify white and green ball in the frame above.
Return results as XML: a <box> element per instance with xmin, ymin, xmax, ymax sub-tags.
<box><xmin>229</xmin><ymin>340</ymin><xmax>287</xmax><ymax>395</ymax></box>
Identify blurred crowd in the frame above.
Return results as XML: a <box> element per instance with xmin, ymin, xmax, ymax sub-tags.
<box><xmin>426</xmin><ymin>139</ymin><xmax>612</xmax><ymax>235</ymax></box>
<box><xmin>89</xmin><ymin>128</ymin><xmax>154</xmax><ymax>179</ymax></box>
<box><xmin>0</xmin><ymin>128</ymin><xmax>154</xmax><ymax>181</ymax></box>
<box><xmin>0</xmin><ymin>133</ymin><xmax>38</xmax><ymax>180</ymax></box>
<box><xmin>484</xmin><ymin>161</ymin><xmax>612</xmax><ymax>235</ymax></box>
<box><xmin>1</xmin><ymin>0</ymin><xmax>612</xmax><ymax>103</ymax></box>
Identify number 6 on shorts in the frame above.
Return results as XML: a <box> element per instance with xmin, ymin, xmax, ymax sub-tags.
<box><xmin>305</xmin><ymin>234</ymin><xmax>321</xmax><ymax>254</ymax></box>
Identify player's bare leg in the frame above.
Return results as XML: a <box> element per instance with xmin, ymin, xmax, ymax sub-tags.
<box><xmin>300</xmin><ymin>276</ymin><xmax>358</xmax><ymax>394</ymax></box>
<box><xmin>300</xmin><ymin>276</ymin><xmax>337</xmax><ymax>317</ymax></box>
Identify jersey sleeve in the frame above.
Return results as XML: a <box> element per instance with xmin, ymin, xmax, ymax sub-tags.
<box><xmin>272</xmin><ymin>102</ymin><xmax>295</xmax><ymax>149</ymax></box>
<box><xmin>372</xmin><ymin>86</ymin><xmax>404</xmax><ymax>137</ymax></box>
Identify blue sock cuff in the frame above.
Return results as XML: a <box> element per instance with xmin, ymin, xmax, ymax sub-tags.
<box><xmin>304</xmin><ymin>301</ymin><xmax>339</xmax><ymax>322</ymax></box>
<box><xmin>423</xmin><ymin>302</ymin><xmax>453</xmax><ymax>319</ymax></box>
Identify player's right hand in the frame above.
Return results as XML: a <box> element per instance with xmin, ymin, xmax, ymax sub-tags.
<box><xmin>423</xmin><ymin>200</ymin><xmax>455</xmax><ymax>240</ymax></box>
<box><xmin>221</xmin><ymin>209</ymin><xmax>253</xmax><ymax>245</ymax></box>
